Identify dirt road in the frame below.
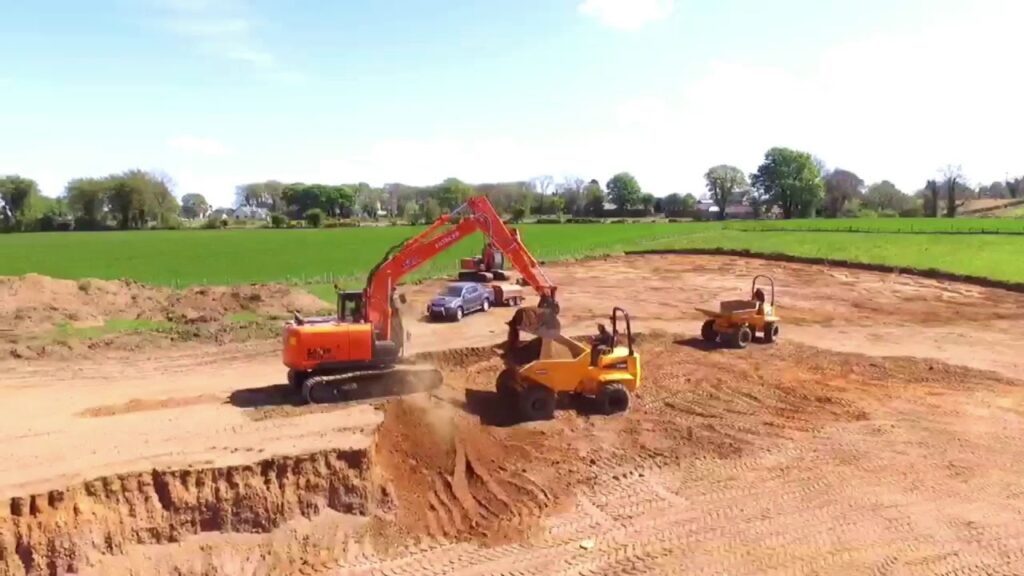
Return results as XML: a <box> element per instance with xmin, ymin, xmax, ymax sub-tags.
<box><xmin>1</xmin><ymin>254</ymin><xmax>1023</xmax><ymax>575</ymax></box>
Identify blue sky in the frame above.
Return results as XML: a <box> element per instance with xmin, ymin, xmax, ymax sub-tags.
<box><xmin>2</xmin><ymin>0</ymin><xmax>1021</xmax><ymax>207</ymax></box>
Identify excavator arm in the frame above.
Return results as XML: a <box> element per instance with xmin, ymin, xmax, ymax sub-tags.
<box><xmin>363</xmin><ymin>196</ymin><xmax>559</xmax><ymax>342</ymax></box>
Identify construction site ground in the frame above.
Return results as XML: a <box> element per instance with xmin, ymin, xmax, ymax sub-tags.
<box><xmin>2</xmin><ymin>254</ymin><xmax>1023</xmax><ymax>575</ymax></box>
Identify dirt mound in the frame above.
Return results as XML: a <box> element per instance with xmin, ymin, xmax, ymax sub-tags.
<box><xmin>0</xmin><ymin>274</ymin><xmax>162</xmax><ymax>326</ymax></box>
<box><xmin>0</xmin><ymin>274</ymin><xmax>326</xmax><ymax>330</ymax></box>
<box><xmin>165</xmin><ymin>285</ymin><xmax>326</xmax><ymax>325</ymax></box>
<box><xmin>0</xmin><ymin>274</ymin><xmax>329</xmax><ymax>358</ymax></box>
<box><xmin>374</xmin><ymin>397</ymin><xmax>568</xmax><ymax>545</ymax></box>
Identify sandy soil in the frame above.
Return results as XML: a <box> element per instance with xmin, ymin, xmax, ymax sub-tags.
<box><xmin>2</xmin><ymin>254</ymin><xmax>1024</xmax><ymax>575</ymax></box>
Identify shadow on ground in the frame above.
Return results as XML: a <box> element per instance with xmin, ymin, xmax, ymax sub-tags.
<box><xmin>674</xmin><ymin>337</ymin><xmax>720</xmax><ymax>351</ymax></box>
<box><xmin>460</xmin><ymin>388</ymin><xmax>603</xmax><ymax>428</ymax></box>
<box><xmin>228</xmin><ymin>374</ymin><xmax>443</xmax><ymax>410</ymax></box>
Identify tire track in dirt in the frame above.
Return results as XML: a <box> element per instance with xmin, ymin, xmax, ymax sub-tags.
<box><xmin>308</xmin><ymin>338</ymin><xmax>1024</xmax><ymax>576</ymax></box>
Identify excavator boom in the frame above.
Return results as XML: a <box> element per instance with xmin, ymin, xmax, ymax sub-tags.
<box><xmin>364</xmin><ymin>196</ymin><xmax>559</xmax><ymax>342</ymax></box>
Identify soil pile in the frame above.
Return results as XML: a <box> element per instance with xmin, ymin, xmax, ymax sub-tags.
<box><xmin>0</xmin><ymin>274</ymin><xmax>328</xmax><ymax>358</ymax></box>
<box><xmin>0</xmin><ymin>274</ymin><xmax>326</xmax><ymax>329</ymax></box>
<box><xmin>0</xmin><ymin>275</ymin><xmax>160</xmax><ymax>326</ymax></box>
<box><xmin>374</xmin><ymin>397</ymin><xmax>569</xmax><ymax>545</ymax></box>
<box><xmin>165</xmin><ymin>285</ymin><xmax>326</xmax><ymax>325</ymax></box>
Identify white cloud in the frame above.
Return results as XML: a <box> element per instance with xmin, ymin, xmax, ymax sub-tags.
<box><xmin>154</xmin><ymin>0</ymin><xmax>275</xmax><ymax>66</ymax></box>
<box><xmin>568</xmin><ymin>0</ymin><xmax>1024</xmax><ymax>196</ymax></box>
<box><xmin>167</xmin><ymin>136</ymin><xmax>231</xmax><ymax>156</ymax></box>
<box><xmin>578</xmin><ymin>0</ymin><xmax>674</xmax><ymax>30</ymax></box>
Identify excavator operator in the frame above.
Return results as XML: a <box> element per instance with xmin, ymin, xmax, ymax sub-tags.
<box><xmin>482</xmin><ymin>241</ymin><xmax>497</xmax><ymax>270</ymax></box>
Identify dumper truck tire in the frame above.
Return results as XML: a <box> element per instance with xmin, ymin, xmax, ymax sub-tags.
<box><xmin>735</xmin><ymin>326</ymin><xmax>753</xmax><ymax>349</ymax></box>
<box><xmin>520</xmin><ymin>384</ymin><xmax>556</xmax><ymax>421</ymax></box>
<box><xmin>764</xmin><ymin>322</ymin><xmax>779</xmax><ymax>343</ymax></box>
<box><xmin>597</xmin><ymin>382</ymin><xmax>630</xmax><ymax>415</ymax></box>
<box><xmin>496</xmin><ymin>368</ymin><xmax>519</xmax><ymax>400</ymax></box>
<box><xmin>701</xmin><ymin>320</ymin><xmax>718</xmax><ymax>343</ymax></box>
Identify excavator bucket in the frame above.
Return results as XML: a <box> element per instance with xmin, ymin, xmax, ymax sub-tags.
<box><xmin>507</xmin><ymin>305</ymin><xmax>561</xmax><ymax>345</ymax></box>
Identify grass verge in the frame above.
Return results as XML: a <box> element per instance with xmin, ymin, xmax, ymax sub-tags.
<box><xmin>52</xmin><ymin>319</ymin><xmax>174</xmax><ymax>341</ymax></box>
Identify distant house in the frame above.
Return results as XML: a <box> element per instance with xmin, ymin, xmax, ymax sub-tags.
<box><xmin>695</xmin><ymin>200</ymin><xmax>758</xmax><ymax>220</ymax></box>
<box><xmin>232</xmin><ymin>206</ymin><xmax>270</xmax><ymax>221</ymax></box>
<box><xmin>209</xmin><ymin>208</ymin><xmax>232</xmax><ymax>222</ymax></box>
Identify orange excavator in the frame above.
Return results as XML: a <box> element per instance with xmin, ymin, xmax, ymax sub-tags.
<box><xmin>457</xmin><ymin>237</ymin><xmax>518</xmax><ymax>283</ymax></box>
<box><xmin>282</xmin><ymin>195</ymin><xmax>560</xmax><ymax>403</ymax></box>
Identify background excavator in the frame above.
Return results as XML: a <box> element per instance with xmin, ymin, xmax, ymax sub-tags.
<box><xmin>282</xmin><ymin>195</ymin><xmax>560</xmax><ymax>403</ymax></box>
<box><xmin>457</xmin><ymin>236</ymin><xmax>519</xmax><ymax>283</ymax></box>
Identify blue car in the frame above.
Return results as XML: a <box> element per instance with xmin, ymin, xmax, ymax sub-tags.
<box><xmin>428</xmin><ymin>282</ymin><xmax>492</xmax><ymax>322</ymax></box>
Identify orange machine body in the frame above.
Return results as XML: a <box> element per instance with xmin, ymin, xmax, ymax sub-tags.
<box><xmin>282</xmin><ymin>322</ymin><xmax>374</xmax><ymax>372</ymax></box>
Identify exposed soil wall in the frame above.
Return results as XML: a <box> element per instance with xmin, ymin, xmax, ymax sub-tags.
<box><xmin>0</xmin><ymin>449</ymin><xmax>378</xmax><ymax>576</ymax></box>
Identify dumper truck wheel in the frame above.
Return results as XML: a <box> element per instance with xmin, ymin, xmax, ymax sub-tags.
<box><xmin>764</xmin><ymin>322</ymin><xmax>779</xmax><ymax>343</ymax></box>
<box><xmin>496</xmin><ymin>368</ymin><xmax>519</xmax><ymax>400</ymax></box>
<box><xmin>735</xmin><ymin>326</ymin><xmax>753</xmax><ymax>349</ymax></box>
<box><xmin>701</xmin><ymin>320</ymin><xmax>718</xmax><ymax>343</ymax></box>
<box><xmin>597</xmin><ymin>382</ymin><xmax>630</xmax><ymax>415</ymax></box>
<box><xmin>520</xmin><ymin>384</ymin><xmax>556</xmax><ymax>421</ymax></box>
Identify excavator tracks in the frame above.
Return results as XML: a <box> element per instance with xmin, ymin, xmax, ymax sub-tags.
<box><xmin>301</xmin><ymin>365</ymin><xmax>444</xmax><ymax>405</ymax></box>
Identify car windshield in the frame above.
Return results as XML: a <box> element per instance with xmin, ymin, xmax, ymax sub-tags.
<box><xmin>443</xmin><ymin>286</ymin><xmax>465</xmax><ymax>297</ymax></box>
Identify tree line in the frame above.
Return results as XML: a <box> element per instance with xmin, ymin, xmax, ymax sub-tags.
<box><xmin>701</xmin><ymin>147</ymin><xmax>1024</xmax><ymax>221</ymax></box>
<box><xmin>232</xmin><ymin>174</ymin><xmax>662</xmax><ymax>226</ymax></box>
<box><xmin>0</xmin><ymin>171</ymin><xmax>640</xmax><ymax>232</ymax></box>
<box><xmin>0</xmin><ymin>170</ymin><xmax>179</xmax><ymax>232</ymax></box>
<box><xmin>2</xmin><ymin>153</ymin><xmax>1022</xmax><ymax>232</ymax></box>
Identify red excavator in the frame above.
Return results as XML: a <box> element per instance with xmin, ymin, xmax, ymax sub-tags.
<box><xmin>457</xmin><ymin>235</ymin><xmax>519</xmax><ymax>283</ymax></box>
<box><xmin>283</xmin><ymin>195</ymin><xmax>560</xmax><ymax>403</ymax></box>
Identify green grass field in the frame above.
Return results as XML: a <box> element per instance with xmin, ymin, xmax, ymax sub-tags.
<box><xmin>0</xmin><ymin>224</ymin><xmax>708</xmax><ymax>287</ymax></box>
<box><xmin>646</xmin><ymin>230</ymin><xmax>1024</xmax><ymax>284</ymax></box>
<box><xmin>2</xmin><ymin>220</ymin><xmax>1023</xmax><ymax>300</ymax></box>
<box><xmin>723</xmin><ymin>218</ymin><xmax>1024</xmax><ymax>234</ymax></box>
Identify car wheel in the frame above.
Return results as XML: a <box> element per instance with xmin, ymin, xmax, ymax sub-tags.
<box><xmin>454</xmin><ymin>306</ymin><xmax>464</xmax><ymax>321</ymax></box>
<box><xmin>482</xmin><ymin>298</ymin><xmax>491</xmax><ymax>312</ymax></box>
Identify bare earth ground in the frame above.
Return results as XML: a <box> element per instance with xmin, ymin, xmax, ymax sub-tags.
<box><xmin>1</xmin><ymin>254</ymin><xmax>1024</xmax><ymax>575</ymax></box>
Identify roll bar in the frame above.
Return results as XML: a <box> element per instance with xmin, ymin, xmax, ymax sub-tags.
<box><xmin>610</xmin><ymin>307</ymin><xmax>634</xmax><ymax>356</ymax></box>
<box><xmin>751</xmin><ymin>275</ymin><xmax>775</xmax><ymax>306</ymax></box>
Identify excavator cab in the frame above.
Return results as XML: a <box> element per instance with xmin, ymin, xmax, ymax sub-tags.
<box><xmin>337</xmin><ymin>290</ymin><xmax>365</xmax><ymax>323</ymax></box>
